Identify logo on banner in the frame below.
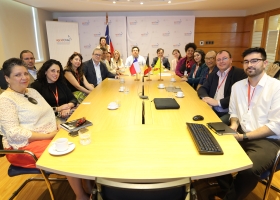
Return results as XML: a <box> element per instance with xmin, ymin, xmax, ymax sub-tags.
<box><xmin>173</xmin><ymin>43</ymin><xmax>181</xmax><ymax>48</ymax></box>
<box><xmin>184</xmin><ymin>31</ymin><xmax>192</xmax><ymax>36</ymax></box>
<box><xmin>82</xmin><ymin>20</ymin><xmax>90</xmax><ymax>26</ymax></box>
<box><xmin>151</xmin><ymin>20</ymin><xmax>159</xmax><ymax>25</ymax></box>
<box><xmin>151</xmin><ymin>43</ymin><xmax>159</xmax><ymax>48</ymax></box>
<box><xmin>129</xmin><ymin>20</ymin><xmax>137</xmax><ymax>25</ymax></box>
<box><xmin>84</xmin><ymin>44</ymin><xmax>92</xmax><ymax>49</ymax></box>
<box><xmin>130</xmin><ymin>43</ymin><xmax>138</xmax><ymax>47</ymax></box>
<box><xmin>162</xmin><ymin>31</ymin><xmax>170</xmax><ymax>36</ymax></box>
<box><xmin>174</xmin><ymin>19</ymin><xmax>182</xmax><ymax>24</ymax></box>
<box><xmin>56</xmin><ymin>35</ymin><xmax>72</xmax><ymax>44</ymax></box>
<box><xmin>94</xmin><ymin>32</ymin><xmax>101</xmax><ymax>37</ymax></box>
<box><xmin>115</xmin><ymin>32</ymin><xmax>123</xmax><ymax>37</ymax></box>
<box><xmin>141</xmin><ymin>32</ymin><xmax>149</xmax><ymax>37</ymax></box>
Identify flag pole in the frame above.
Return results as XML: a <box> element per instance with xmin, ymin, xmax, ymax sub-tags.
<box><xmin>158</xmin><ymin>58</ymin><xmax>163</xmax><ymax>81</ymax></box>
<box><xmin>147</xmin><ymin>53</ymin><xmax>152</xmax><ymax>81</ymax></box>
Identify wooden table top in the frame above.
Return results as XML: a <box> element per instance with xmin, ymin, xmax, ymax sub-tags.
<box><xmin>36</xmin><ymin>71</ymin><xmax>252</xmax><ymax>181</ymax></box>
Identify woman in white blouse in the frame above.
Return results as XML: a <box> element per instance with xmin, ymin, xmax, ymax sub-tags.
<box><xmin>110</xmin><ymin>50</ymin><xmax>124</xmax><ymax>74</ymax></box>
<box><xmin>0</xmin><ymin>58</ymin><xmax>91</xmax><ymax>200</ymax></box>
<box><xmin>171</xmin><ymin>49</ymin><xmax>182</xmax><ymax>71</ymax></box>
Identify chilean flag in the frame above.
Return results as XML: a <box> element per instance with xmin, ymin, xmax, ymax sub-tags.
<box><xmin>130</xmin><ymin>58</ymin><xmax>140</xmax><ymax>75</ymax></box>
<box><xmin>105</xmin><ymin>24</ymin><xmax>114</xmax><ymax>54</ymax></box>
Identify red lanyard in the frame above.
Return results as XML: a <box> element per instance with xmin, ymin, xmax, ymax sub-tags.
<box><xmin>216</xmin><ymin>68</ymin><xmax>231</xmax><ymax>93</ymax></box>
<box><xmin>50</xmin><ymin>86</ymin><xmax>59</xmax><ymax>106</ymax></box>
<box><xmin>75</xmin><ymin>72</ymin><xmax>80</xmax><ymax>84</ymax></box>
<box><xmin>247</xmin><ymin>81</ymin><xmax>256</xmax><ymax>111</ymax></box>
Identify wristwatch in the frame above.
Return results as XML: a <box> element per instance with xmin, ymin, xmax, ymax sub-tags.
<box><xmin>243</xmin><ymin>133</ymin><xmax>249</xmax><ymax>141</ymax></box>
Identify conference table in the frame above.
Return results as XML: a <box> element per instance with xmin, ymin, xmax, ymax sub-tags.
<box><xmin>36</xmin><ymin>71</ymin><xmax>252</xmax><ymax>182</ymax></box>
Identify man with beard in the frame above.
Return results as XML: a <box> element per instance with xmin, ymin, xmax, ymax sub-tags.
<box><xmin>213</xmin><ymin>47</ymin><xmax>280</xmax><ymax>200</ymax></box>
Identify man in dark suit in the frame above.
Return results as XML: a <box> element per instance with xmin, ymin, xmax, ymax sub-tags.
<box><xmin>83</xmin><ymin>48</ymin><xmax>118</xmax><ymax>87</ymax></box>
<box><xmin>151</xmin><ymin>48</ymin><xmax>170</xmax><ymax>70</ymax></box>
<box><xmin>197</xmin><ymin>50</ymin><xmax>247</xmax><ymax>123</ymax></box>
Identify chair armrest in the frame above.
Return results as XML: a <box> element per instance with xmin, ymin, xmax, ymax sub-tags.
<box><xmin>0</xmin><ymin>150</ymin><xmax>38</xmax><ymax>162</ymax></box>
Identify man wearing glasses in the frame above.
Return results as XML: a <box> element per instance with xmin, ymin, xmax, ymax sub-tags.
<box><xmin>196</xmin><ymin>50</ymin><xmax>218</xmax><ymax>90</ymax></box>
<box><xmin>213</xmin><ymin>47</ymin><xmax>280</xmax><ymax>200</ymax></box>
<box><xmin>83</xmin><ymin>48</ymin><xmax>118</xmax><ymax>87</ymax></box>
<box><xmin>197</xmin><ymin>50</ymin><xmax>247</xmax><ymax>124</ymax></box>
<box><xmin>20</xmin><ymin>50</ymin><xmax>37</xmax><ymax>85</ymax></box>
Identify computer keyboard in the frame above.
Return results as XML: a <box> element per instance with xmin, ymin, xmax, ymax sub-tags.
<box><xmin>186</xmin><ymin>123</ymin><xmax>224</xmax><ymax>155</ymax></box>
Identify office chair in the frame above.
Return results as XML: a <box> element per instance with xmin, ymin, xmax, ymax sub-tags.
<box><xmin>0</xmin><ymin>142</ymin><xmax>67</xmax><ymax>200</ymax></box>
<box><xmin>95</xmin><ymin>177</ymin><xmax>191</xmax><ymax>200</ymax></box>
<box><xmin>260</xmin><ymin>149</ymin><xmax>280</xmax><ymax>200</ymax></box>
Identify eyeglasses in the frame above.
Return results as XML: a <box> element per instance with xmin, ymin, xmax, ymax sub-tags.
<box><xmin>23</xmin><ymin>57</ymin><xmax>35</xmax><ymax>61</ymax></box>
<box><xmin>216</xmin><ymin>57</ymin><xmax>229</xmax><ymax>62</ymax></box>
<box><xmin>242</xmin><ymin>58</ymin><xmax>264</xmax><ymax>65</ymax></box>
<box><xmin>205</xmin><ymin>57</ymin><xmax>215</xmax><ymax>61</ymax></box>
<box><xmin>94</xmin><ymin>54</ymin><xmax>101</xmax><ymax>57</ymax></box>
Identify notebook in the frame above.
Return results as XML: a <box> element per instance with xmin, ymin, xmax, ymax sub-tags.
<box><xmin>153</xmin><ymin>98</ymin><xmax>180</xmax><ymax>109</ymax></box>
<box><xmin>207</xmin><ymin>122</ymin><xmax>236</xmax><ymax>135</ymax></box>
<box><xmin>60</xmin><ymin>117</ymin><xmax>93</xmax><ymax>132</ymax></box>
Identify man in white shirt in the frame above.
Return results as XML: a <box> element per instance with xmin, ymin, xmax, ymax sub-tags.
<box><xmin>125</xmin><ymin>46</ymin><xmax>146</xmax><ymax>67</ymax></box>
<box><xmin>83</xmin><ymin>48</ymin><xmax>118</xmax><ymax>87</ymax></box>
<box><xmin>214</xmin><ymin>47</ymin><xmax>280</xmax><ymax>200</ymax></box>
<box><xmin>20</xmin><ymin>50</ymin><xmax>37</xmax><ymax>85</ymax></box>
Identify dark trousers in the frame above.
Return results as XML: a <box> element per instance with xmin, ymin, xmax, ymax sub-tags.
<box><xmin>216</xmin><ymin>138</ymin><xmax>280</xmax><ymax>200</ymax></box>
<box><xmin>213</xmin><ymin>109</ymin><xmax>230</xmax><ymax>125</ymax></box>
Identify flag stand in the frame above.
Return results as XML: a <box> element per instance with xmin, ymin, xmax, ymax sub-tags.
<box><xmin>146</xmin><ymin>72</ymin><xmax>152</xmax><ymax>81</ymax></box>
<box><xmin>134</xmin><ymin>73</ymin><xmax>140</xmax><ymax>81</ymax></box>
<box><xmin>158</xmin><ymin>58</ymin><xmax>163</xmax><ymax>81</ymax></box>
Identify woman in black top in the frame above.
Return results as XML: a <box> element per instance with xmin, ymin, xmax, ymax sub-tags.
<box><xmin>31</xmin><ymin>59</ymin><xmax>78</xmax><ymax>119</ymax></box>
<box><xmin>64</xmin><ymin>52</ymin><xmax>94</xmax><ymax>103</ymax></box>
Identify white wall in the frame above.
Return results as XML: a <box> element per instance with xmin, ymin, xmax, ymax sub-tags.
<box><xmin>0</xmin><ymin>0</ymin><xmax>52</xmax><ymax>68</ymax></box>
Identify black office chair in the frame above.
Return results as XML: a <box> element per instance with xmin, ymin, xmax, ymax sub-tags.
<box><xmin>0</xmin><ymin>136</ymin><xmax>66</xmax><ymax>200</ymax></box>
<box><xmin>260</xmin><ymin>149</ymin><xmax>280</xmax><ymax>200</ymax></box>
<box><xmin>95</xmin><ymin>177</ymin><xmax>191</xmax><ymax>200</ymax></box>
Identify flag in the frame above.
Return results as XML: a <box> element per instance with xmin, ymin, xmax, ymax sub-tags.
<box><xmin>130</xmin><ymin>58</ymin><xmax>140</xmax><ymax>75</ymax></box>
<box><xmin>144</xmin><ymin>54</ymin><xmax>151</xmax><ymax>75</ymax></box>
<box><xmin>105</xmin><ymin>24</ymin><xmax>114</xmax><ymax>54</ymax></box>
<box><xmin>153</xmin><ymin>58</ymin><xmax>163</xmax><ymax>75</ymax></box>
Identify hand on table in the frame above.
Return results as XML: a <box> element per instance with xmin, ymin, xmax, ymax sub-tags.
<box><xmin>202</xmin><ymin>97</ymin><xmax>219</xmax><ymax>106</ymax></box>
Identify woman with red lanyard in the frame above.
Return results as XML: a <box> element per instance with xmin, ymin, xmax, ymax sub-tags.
<box><xmin>175</xmin><ymin>43</ymin><xmax>197</xmax><ymax>77</ymax></box>
<box><xmin>182</xmin><ymin>49</ymin><xmax>207</xmax><ymax>90</ymax></box>
<box><xmin>64</xmin><ymin>52</ymin><xmax>94</xmax><ymax>103</ymax></box>
<box><xmin>31</xmin><ymin>59</ymin><xmax>78</xmax><ymax>120</ymax></box>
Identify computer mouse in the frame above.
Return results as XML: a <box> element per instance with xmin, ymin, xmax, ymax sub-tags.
<box><xmin>193</xmin><ymin>115</ymin><xmax>204</xmax><ymax>121</ymax></box>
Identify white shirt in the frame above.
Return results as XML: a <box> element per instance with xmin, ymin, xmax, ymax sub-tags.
<box><xmin>213</xmin><ymin>67</ymin><xmax>231</xmax><ymax>113</ymax></box>
<box><xmin>28</xmin><ymin>68</ymin><xmax>37</xmax><ymax>79</ymax></box>
<box><xmin>92</xmin><ymin>60</ymin><xmax>102</xmax><ymax>85</ymax></box>
<box><xmin>125</xmin><ymin>55</ymin><xmax>146</xmax><ymax>67</ymax></box>
<box><xmin>229</xmin><ymin>73</ymin><xmax>280</xmax><ymax>139</ymax></box>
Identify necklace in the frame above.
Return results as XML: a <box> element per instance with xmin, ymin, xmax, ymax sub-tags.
<box><xmin>9</xmin><ymin>87</ymin><xmax>38</xmax><ymax>105</ymax></box>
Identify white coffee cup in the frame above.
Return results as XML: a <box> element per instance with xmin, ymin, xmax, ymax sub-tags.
<box><xmin>54</xmin><ymin>138</ymin><xmax>69</xmax><ymax>152</ymax></box>
<box><xmin>177</xmin><ymin>91</ymin><xmax>184</xmax><ymax>97</ymax></box>
<box><xmin>120</xmin><ymin>86</ymin><xmax>125</xmax><ymax>91</ymax></box>
<box><xmin>159</xmin><ymin>83</ymin><xmax>165</xmax><ymax>88</ymax></box>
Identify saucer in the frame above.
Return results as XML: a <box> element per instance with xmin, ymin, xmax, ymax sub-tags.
<box><xmin>119</xmin><ymin>90</ymin><xmax>124</xmax><ymax>92</ymax></box>
<box><xmin>158</xmin><ymin>86</ymin><xmax>165</xmax><ymax>89</ymax></box>
<box><xmin>170</xmin><ymin>79</ymin><xmax>176</xmax><ymax>82</ymax></box>
<box><xmin>48</xmin><ymin>142</ymin><xmax>75</xmax><ymax>156</ymax></box>
<box><xmin>175</xmin><ymin>94</ymin><xmax>185</xmax><ymax>98</ymax></box>
<box><xmin>107</xmin><ymin>105</ymin><xmax>118</xmax><ymax>110</ymax></box>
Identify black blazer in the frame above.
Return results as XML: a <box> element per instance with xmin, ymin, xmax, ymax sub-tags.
<box><xmin>197</xmin><ymin>66</ymin><xmax>247</xmax><ymax>109</ymax></box>
<box><xmin>83</xmin><ymin>59</ymin><xmax>116</xmax><ymax>87</ymax></box>
<box><xmin>31</xmin><ymin>80</ymin><xmax>78</xmax><ymax>107</ymax></box>
<box><xmin>151</xmin><ymin>57</ymin><xmax>170</xmax><ymax>70</ymax></box>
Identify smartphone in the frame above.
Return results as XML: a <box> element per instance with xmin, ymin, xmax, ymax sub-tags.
<box><xmin>69</xmin><ymin>131</ymin><xmax>79</xmax><ymax>137</ymax></box>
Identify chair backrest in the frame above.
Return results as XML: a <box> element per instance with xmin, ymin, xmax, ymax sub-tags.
<box><xmin>0</xmin><ymin>135</ymin><xmax>4</xmax><ymax>157</ymax></box>
<box><xmin>96</xmin><ymin>177</ymin><xmax>190</xmax><ymax>200</ymax></box>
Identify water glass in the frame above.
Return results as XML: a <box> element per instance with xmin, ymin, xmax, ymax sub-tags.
<box><xmin>79</xmin><ymin>128</ymin><xmax>91</xmax><ymax>145</ymax></box>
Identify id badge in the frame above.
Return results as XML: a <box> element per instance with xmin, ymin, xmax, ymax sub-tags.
<box><xmin>241</xmin><ymin>112</ymin><xmax>250</xmax><ymax>123</ymax></box>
